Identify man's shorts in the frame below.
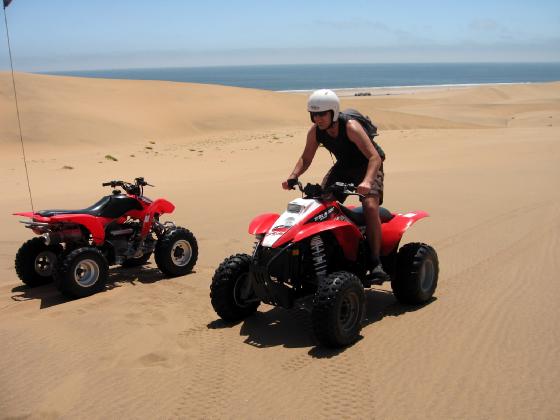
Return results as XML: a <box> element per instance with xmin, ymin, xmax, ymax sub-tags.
<box><xmin>321</xmin><ymin>163</ymin><xmax>384</xmax><ymax>204</ymax></box>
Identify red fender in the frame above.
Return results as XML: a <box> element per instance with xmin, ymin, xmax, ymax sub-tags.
<box><xmin>148</xmin><ymin>198</ymin><xmax>175</xmax><ymax>215</ymax></box>
<box><xmin>381</xmin><ymin>211</ymin><xmax>429</xmax><ymax>255</ymax></box>
<box><xmin>14</xmin><ymin>212</ymin><xmax>110</xmax><ymax>244</ymax></box>
<box><xmin>291</xmin><ymin>220</ymin><xmax>362</xmax><ymax>261</ymax></box>
<box><xmin>127</xmin><ymin>198</ymin><xmax>175</xmax><ymax>220</ymax></box>
<box><xmin>127</xmin><ymin>198</ymin><xmax>176</xmax><ymax>237</ymax></box>
<box><xmin>249</xmin><ymin>213</ymin><xmax>280</xmax><ymax>235</ymax></box>
<box><xmin>50</xmin><ymin>214</ymin><xmax>112</xmax><ymax>245</ymax></box>
<box><xmin>13</xmin><ymin>211</ymin><xmax>35</xmax><ymax>218</ymax></box>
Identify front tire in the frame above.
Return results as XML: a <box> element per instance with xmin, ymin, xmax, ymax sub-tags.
<box><xmin>14</xmin><ymin>238</ymin><xmax>62</xmax><ymax>287</ymax></box>
<box><xmin>392</xmin><ymin>242</ymin><xmax>439</xmax><ymax>304</ymax></box>
<box><xmin>312</xmin><ymin>271</ymin><xmax>365</xmax><ymax>348</ymax></box>
<box><xmin>154</xmin><ymin>228</ymin><xmax>198</xmax><ymax>277</ymax></box>
<box><xmin>54</xmin><ymin>247</ymin><xmax>109</xmax><ymax>298</ymax></box>
<box><xmin>210</xmin><ymin>254</ymin><xmax>260</xmax><ymax>321</ymax></box>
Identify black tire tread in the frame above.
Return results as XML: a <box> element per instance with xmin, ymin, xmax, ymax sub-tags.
<box><xmin>154</xmin><ymin>227</ymin><xmax>198</xmax><ymax>277</ymax></box>
<box><xmin>392</xmin><ymin>242</ymin><xmax>439</xmax><ymax>304</ymax></box>
<box><xmin>210</xmin><ymin>253</ymin><xmax>259</xmax><ymax>321</ymax></box>
<box><xmin>54</xmin><ymin>247</ymin><xmax>108</xmax><ymax>298</ymax></box>
<box><xmin>312</xmin><ymin>271</ymin><xmax>365</xmax><ymax>347</ymax></box>
<box><xmin>14</xmin><ymin>237</ymin><xmax>62</xmax><ymax>287</ymax></box>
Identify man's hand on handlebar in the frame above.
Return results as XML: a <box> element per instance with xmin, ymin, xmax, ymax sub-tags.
<box><xmin>282</xmin><ymin>178</ymin><xmax>299</xmax><ymax>190</ymax></box>
<box><xmin>356</xmin><ymin>181</ymin><xmax>372</xmax><ymax>196</ymax></box>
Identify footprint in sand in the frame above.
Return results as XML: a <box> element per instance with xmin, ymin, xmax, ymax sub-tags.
<box><xmin>138</xmin><ymin>352</ymin><xmax>169</xmax><ymax>368</ymax></box>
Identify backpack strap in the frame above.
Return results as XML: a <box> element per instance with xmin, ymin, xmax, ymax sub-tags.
<box><xmin>340</xmin><ymin>109</ymin><xmax>386</xmax><ymax>161</ymax></box>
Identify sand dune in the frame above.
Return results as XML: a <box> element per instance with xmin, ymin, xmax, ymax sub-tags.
<box><xmin>0</xmin><ymin>74</ymin><xmax>559</xmax><ymax>419</ymax></box>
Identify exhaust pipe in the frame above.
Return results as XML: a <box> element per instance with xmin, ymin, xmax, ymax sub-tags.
<box><xmin>43</xmin><ymin>228</ymin><xmax>84</xmax><ymax>245</ymax></box>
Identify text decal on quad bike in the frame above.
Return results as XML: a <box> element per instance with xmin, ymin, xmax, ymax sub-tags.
<box><xmin>311</xmin><ymin>207</ymin><xmax>335</xmax><ymax>223</ymax></box>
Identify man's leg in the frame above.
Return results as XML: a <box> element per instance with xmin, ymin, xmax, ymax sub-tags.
<box><xmin>362</xmin><ymin>195</ymin><xmax>382</xmax><ymax>264</ymax></box>
<box><xmin>361</xmin><ymin>165</ymin><xmax>388</xmax><ymax>280</ymax></box>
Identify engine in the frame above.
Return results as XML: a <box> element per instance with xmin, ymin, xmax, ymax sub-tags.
<box><xmin>105</xmin><ymin>221</ymin><xmax>156</xmax><ymax>264</ymax></box>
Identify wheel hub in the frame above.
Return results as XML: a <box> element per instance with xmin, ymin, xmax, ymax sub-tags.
<box><xmin>171</xmin><ymin>240</ymin><xmax>192</xmax><ymax>266</ymax></box>
<box><xmin>233</xmin><ymin>273</ymin><xmax>253</xmax><ymax>308</ymax></box>
<box><xmin>73</xmin><ymin>259</ymin><xmax>100</xmax><ymax>287</ymax></box>
<box><xmin>419</xmin><ymin>259</ymin><xmax>435</xmax><ymax>293</ymax></box>
<box><xmin>34</xmin><ymin>251</ymin><xmax>56</xmax><ymax>277</ymax></box>
<box><xmin>339</xmin><ymin>292</ymin><xmax>360</xmax><ymax>332</ymax></box>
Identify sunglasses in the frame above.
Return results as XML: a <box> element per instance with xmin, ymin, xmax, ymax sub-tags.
<box><xmin>310</xmin><ymin>111</ymin><xmax>330</xmax><ymax>118</ymax></box>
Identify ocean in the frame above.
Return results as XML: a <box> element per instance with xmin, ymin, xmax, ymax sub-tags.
<box><xmin>46</xmin><ymin>62</ymin><xmax>560</xmax><ymax>92</ymax></box>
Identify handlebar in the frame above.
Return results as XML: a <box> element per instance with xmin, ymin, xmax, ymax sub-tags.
<box><xmin>288</xmin><ymin>180</ymin><xmax>363</xmax><ymax>200</ymax></box>
<box><xmin>102</xmin><ymin>177</ymin><xmax>154</xmax><ymax>195</ymax></box>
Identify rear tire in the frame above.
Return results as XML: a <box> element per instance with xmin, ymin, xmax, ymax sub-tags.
<box><xmin>210</xmin><ymin>254</ymin><xmax>260</xmax><ymax>321</ymax></box>
<box><xmin>155</xmin><ymin>228</ymin><xmax>198</xmax><ymax>277</ymax></box>
<box><xmin>54</xmin><ymin>247</ymin><xmax>108</xmax><ymax>298</ymax></box>
<box><xmin>14</xmin><ymin>238</ymin><xmax>62</xmax><ymax>287</ymax></box>
<box><xmin>392</xmin><ymin>242</ymin><xmax>439</xmax><ymax>304</ymax></box>
<box><xmin>312</xmin><ymin>271</ymin><xmax>365</xmax><ymax>348</ymax></box>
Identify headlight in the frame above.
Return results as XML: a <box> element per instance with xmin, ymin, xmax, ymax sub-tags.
<box><xmin>287</xmin><ymin>203</ymin><xmax>303</xmax><ymax>213</ymax></box>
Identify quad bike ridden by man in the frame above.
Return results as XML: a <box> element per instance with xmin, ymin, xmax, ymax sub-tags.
<box><xmin>283</xmin><ymin>88</ymin><xmax>390</xmax><ymax>281</ymax></box>
<box><xmin>211</xmin><ymin>180</ymin><xmax>439</xmax><ymax>348</ymax></box>
<box><xmin>13</xmin><ymin>177</ymin><xmax>198</xmax><ymax>298</ymax></box>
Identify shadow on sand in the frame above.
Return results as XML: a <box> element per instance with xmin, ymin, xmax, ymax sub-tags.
<box><xmin>209</xmin><ymin>288</ymin><xmax>437</xmax><ymax>358</ymax></box>
<box><xmin>10</xmin><ymin>263</ymin><xmax>187</xmax><ymax>309</ymax></box>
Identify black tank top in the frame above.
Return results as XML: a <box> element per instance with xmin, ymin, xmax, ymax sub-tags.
<box><xmin>315</xmin><ymin>116</ymin><xmax>368</xmax><ymax>168</ymax></box>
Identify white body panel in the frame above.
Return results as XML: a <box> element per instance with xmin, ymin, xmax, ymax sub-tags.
<box><xmin>261</xmin><ymin>198</ymin><xmax>321</xmax><ymax>248</ymax></box>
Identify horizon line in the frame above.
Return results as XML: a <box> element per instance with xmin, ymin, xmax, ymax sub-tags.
<box><xmin>35</xmin><ymin>60</ymin><xmax>560</xmax><ymax>74</ymax></box>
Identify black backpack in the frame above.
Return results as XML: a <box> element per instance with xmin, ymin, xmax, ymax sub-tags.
<box><xmin>340</xmin><ymin>108</ymin><xmax>385</xmax><ymax>161</ymax></box>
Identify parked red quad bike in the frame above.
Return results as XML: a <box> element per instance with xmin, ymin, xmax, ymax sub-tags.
<box><xmin>211</xmin><ymin>181</ymin><xmax>438</xmax><ymax>348</ymax></box>
<box><xmin>13</xmin><ymin>177</ymin><xmax>198</xmax><ymax>298</ymax></box>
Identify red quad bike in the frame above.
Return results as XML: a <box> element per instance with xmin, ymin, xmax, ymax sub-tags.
<box><xmin>211</xmin><ymin>181</ymin><xmax>438</xmax><ymax>348</ymax></box>
<box><xmin>13</xmin><ymin>177</ymin><xmax>198</xmax><ymax>298</ymax></box>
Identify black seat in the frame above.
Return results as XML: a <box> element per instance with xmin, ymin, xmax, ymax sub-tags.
<box><xmin>37</xmin><ymin>196</ymin><xmax>112</xmax><ymax>217</ymax></box>
<box><xmin>340</xmin><ymin>205</ymin><xmax>394</xmax><ymax>226</ymax></box>
<box><xmin>38</xmin><ymin>195</ymin><xmax>144</xmax><ymax>219</ymax></box>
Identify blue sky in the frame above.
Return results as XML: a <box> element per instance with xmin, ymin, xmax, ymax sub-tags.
<box><xmin>1</xmin><ymin>0</ymin><xmax>559</xmax><ymax>71</ymax></box>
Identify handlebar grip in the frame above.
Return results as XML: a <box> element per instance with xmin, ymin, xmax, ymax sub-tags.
<box><xmin>102</xmin><ymin>182</ymin><xmax>111</xmax><ymax>186</ymax></box>
<box><xmin>287</xmin><ymin>178</ymin><xmax>298</xmax><ymax>190</ymax></box>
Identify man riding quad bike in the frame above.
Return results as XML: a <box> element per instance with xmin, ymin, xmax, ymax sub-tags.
<box><xmin>13</xmin><ymin>177</ymin><xmax>198</xmax><ymax>298</ymax></box>
<box><xmin>211</xmin><ymin>181</ymin><xmax>438</xmax><ymax>348</ymax></box>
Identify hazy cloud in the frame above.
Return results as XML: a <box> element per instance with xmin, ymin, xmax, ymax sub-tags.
<box><xmin>312</xmin><ymin>19</ymin><xmax>428</xmax><ymax>45</ymax></box>
<box><xmin>468</xmin><ymin>18</ymin><xmax>517</xmax><ymax>41</ymax></box>
<box><xmin>3</xmin><ymin>39</ymin><xmax>558</xmax><ymax>72</ymax></box>
<box><xmin>314</xmin><ymin>18</ymin><xmax>376</xmax><ymax>30</ymax></box>
<box><xmin>469</xmin><ymin>19</ymin><xmax>503</xmax><ymax>32</ymax></box>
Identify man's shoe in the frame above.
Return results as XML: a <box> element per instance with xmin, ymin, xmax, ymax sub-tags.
<box><xmin>367</xmin><ymin>263</ymin><xmax>390</xmax><ymax>284</ymax></box>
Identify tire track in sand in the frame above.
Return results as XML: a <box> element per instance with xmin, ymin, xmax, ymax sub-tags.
<box><xmin>173</xmin><ymin>311</ymin><xmax>244</xmax><ymax>418</ymax></box>
<box><xmin>317</xmin><ymin>345</ymin><xmax>375</xmax><ymax>418</ymax></box>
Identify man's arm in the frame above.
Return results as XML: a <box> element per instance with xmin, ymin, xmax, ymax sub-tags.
<box><xmin>346</xmin><ymin>120</ymin><xmax>382</xmax><ymax>195</ymax></box>
<box><xmin>282</xmin><ymin>126</ymin><xmax>319</xmax><ymax>189</ymax></box>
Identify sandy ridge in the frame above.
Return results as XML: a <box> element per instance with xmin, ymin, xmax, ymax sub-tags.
<box><xmin>0</xmin><ymin>74</ymin><xmax>559</xmax><ymax>419</ymax></box>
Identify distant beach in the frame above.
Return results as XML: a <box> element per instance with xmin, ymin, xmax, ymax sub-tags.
<box><xmin>45</xmin><ymin>62</ymin><xmax>560</xmax><ymax>92</ymax></box>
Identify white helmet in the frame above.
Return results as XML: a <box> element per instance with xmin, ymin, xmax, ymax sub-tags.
<box><xmin>307</xmin><ymin>89</ymin><xmax>340</xmax><ymax>121</ymax></box>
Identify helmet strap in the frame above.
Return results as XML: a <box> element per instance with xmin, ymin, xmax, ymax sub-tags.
<box><xmin>327</xmin><ymin>111</ymin><xmax>336</xmax><ymax>129</ymax></box>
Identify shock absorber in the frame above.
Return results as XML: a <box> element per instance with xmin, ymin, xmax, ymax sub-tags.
<box><xmin>252</xmin><ymin>234</ymin><xmax>264</xmax><ymax>258</ymax></box>
<box><xmin>310</xmin><ymin>235</ymin><xmax>327</xmax><ymax>278</ymax></box>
